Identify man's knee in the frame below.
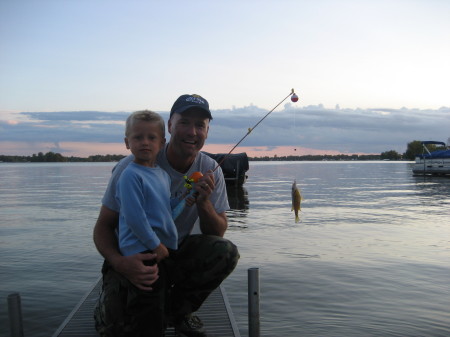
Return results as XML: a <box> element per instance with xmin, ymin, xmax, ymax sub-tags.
<box><xmin>190</xmin><ymin>235</ymin><xmax>240</xmax><ymax>279</ymax></box>
<box><xmin>214</xmin><ymin>237</ymin><xmax>239</xmax><ymax>274</ymax></box>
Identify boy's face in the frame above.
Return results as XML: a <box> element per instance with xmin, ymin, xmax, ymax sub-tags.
<box><xmin>124</xmin><ymin>120</ymin><xmax>165</xmax><ymax>167</ymax></box>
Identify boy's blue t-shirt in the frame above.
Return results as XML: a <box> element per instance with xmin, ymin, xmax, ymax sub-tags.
<box><xmin>116</xmin><ymin>162</ymin><xmax>178</xmax><ymax>255</ymax></box>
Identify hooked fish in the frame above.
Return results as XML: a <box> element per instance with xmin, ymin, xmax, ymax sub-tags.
<box><xmin>291</xmin><ymin>180</ymin><xmax>303</xmax><ymax>223</ymax></box>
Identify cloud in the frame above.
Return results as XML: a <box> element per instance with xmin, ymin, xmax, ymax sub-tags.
<box><xmin>208</xmin><ymin>105</ymin><xmax>450</xmax><ymax>153</ymax></box>
<box><xmin>0</xmin><ymin>111</ymin><xmax>133</xmax><ymax>143</ymax></box>
<box><xmin>22</xmin><ymin>111</ymin><xmax>130</xmax><ymax>121</ymax></box>
<box><xmin>1</xmin><ymin>105</ymin><xmax>449</xmax><ymax>156</ymax></box>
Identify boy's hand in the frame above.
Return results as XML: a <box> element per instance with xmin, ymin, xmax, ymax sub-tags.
<box><xmin>185</xmin><ymin>195</ymin><xmax>197</xmax><ymax>207</ymax></box>
<box><xmin>153</xmin><ymin>243</ymin><xmax>169</xmax><ymax>263</ymax></box>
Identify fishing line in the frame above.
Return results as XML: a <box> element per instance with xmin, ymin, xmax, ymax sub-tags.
<box><xmin>293</xmin><ymin>99</ymin><xmax>297</xmax><ymax>152</ymax></box>
<box><xmin>213</xmin><ymin>88</ymin><xmax>298</xmax><ymax>172</ymax></box>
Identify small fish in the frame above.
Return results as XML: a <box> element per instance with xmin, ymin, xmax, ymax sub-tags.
<box><xmin>291</xmin><ymin>179</ymin><xmax>303</xmax><ymax>223</ymax></box>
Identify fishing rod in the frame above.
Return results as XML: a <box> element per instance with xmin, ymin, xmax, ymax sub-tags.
<box><xmin>212</xmin><ymin>88</ymin><xmax>299</xmax><ymax>172</ymax></box>
<box><xmin>172</xmin><ymin>88</ymin><xmax>299</xmax><ymax>220</ymax></box>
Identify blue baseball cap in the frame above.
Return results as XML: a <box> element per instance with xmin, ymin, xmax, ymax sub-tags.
<box><xmin>170</xmin><ymin>94</ymin><xmax>212</xmax><ymax>120</ymax></box>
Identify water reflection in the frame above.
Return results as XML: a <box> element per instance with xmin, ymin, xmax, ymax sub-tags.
<box><xmin>226</xmin><ymin>184</ymin><xmax>249</xmax><ymax>210</ymax></box>
<box><xmin>412</xmin><ymin>175</ymin><xmax>450</xmax><ymax>202</ymax></box>
<box><xmin>225</xmin><ymin>185</ymin><xmax>249</xmax><ymax>228</ymax></box>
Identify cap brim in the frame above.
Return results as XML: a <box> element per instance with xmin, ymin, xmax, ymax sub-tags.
<box><xmin>172</xmin><ymin>105</ymin><xmax>212</xmax><ymax>119</ymax></box>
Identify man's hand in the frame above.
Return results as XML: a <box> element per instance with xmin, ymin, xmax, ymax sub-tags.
<box><xmin>113</xmin><ymin>252</ymin><xmax>159</xmax><ymax>291</ymax></box>
<box><xmin>192</xmin><ymin>170</ymin><xmax>228</xmax><ymax>237</ymax></box>
<box><xmin>94</xmin><ymin>206</ymin><xmax>160</xmax><ymax>291</ymax></box>
<box><xmin>194</xmin><ymin>170</ymin><xmax>215</xmax><ymax>202</ymax></box>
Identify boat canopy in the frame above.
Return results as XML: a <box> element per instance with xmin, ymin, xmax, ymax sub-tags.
<box><xmin>421</xmin><ymin>141</ymin><xmax>446</xmax><ymax>147</ymax></box>
<box><xmin>415</xmin><ymin>141</ymin><xmax>450</xmax><ymax>159</ymax></box>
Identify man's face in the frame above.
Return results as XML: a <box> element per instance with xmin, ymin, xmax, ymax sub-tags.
<box><xmin>168</xmin><ymin>109</ymin><xmax>210</xmax><ymax>157</ymax></box>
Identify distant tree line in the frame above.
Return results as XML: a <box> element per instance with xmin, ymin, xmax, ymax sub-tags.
<box><xmin>0</xmin><ymin>140</ymin><xmax>446</xmax><ymax>163</ymax></box>
<box><xmin>249</xmin><ymin>154</ymin><xmax>382</xmax><ymax>161</ymax></box>
<box><xmin>250</xmin><ymin>140</ymin><xmax>447</xmax><ymax>161</ymax></box>
<box><xmin>0</xmin><ymin>152</ymin><xmax>126</xmax><ymax>163</ymax></box>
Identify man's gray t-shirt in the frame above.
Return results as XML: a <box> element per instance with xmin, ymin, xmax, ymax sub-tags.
<box><xmin>102</xmin><ymin>144</ymin><xmax>229</xmax><ymax>242</ymax></box>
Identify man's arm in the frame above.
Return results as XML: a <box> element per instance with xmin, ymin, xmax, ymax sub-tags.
<box><xmin>198</xmin><ymin>205</ymin><xmax>228</xmax><ymax>237</ymax></box>
<box><xmin>93</xmin><ymin>205</ymin><xmax>121</xmax><ymax>264</ymax></box>
<box><xmin>93</xmin><ymin>205</ymin><xmax>159</xmax><ymax>290</ymax></box>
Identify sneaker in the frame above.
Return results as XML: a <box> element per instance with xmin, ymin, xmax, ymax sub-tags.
<box><xmin>174</xmin><ymin>314</ymin><xmax>207</xmax><ymax>337</ymax></box>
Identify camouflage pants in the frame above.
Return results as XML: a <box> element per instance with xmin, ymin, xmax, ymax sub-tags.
<box><xmin>94</xmin><ymin>234</ymin><xmax>239</xmax><ymax>337</ymax></box>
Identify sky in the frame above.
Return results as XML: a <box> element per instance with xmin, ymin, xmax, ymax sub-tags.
<box><xmin>1</xmin><ymin>0</ymin><xmax>449</xmax><ymax>157</ymax></box>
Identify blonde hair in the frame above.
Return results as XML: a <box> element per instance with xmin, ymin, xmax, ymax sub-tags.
<box><xmin>125</xmin><ymin>110</ymin><xmax>165</xmax><ymax>137</ymax></box>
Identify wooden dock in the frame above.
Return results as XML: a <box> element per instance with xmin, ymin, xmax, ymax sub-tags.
<box><xmin>52</xmin><ymin>276</ymin><xmax>241</xmax><ymax>337</ymax></box>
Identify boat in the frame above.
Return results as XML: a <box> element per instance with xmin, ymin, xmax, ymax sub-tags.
<box><xmin>412</xmin><ymin>141</ymin><xmax>450</xmax><ymax>176</ymax></box>
<box><xmin>203</xmin><ymin>152</ymin><xmax>249</xmax><ymax>186</ymax></box>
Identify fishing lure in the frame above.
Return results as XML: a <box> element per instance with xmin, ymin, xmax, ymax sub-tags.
<box><xmin>172</xmin><ymin>171</ymin><xmax>204</xmax><ymax>220</ymax></box>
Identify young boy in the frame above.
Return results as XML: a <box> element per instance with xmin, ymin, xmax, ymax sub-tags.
<box><xmin>115</xmin><ymin>110</ymin><xmax>177</xmax><ymax>336</ymax></box>
<box><xmin>117</xmin><ymin>110</ymin><xmax>177</xmax><ymax>261</ymax></box>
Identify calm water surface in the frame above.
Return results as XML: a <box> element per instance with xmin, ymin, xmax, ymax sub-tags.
<box><xmin>1</xmin><ymin>161</ymin><xmax>449</xmax><ymax>336</ymax></box>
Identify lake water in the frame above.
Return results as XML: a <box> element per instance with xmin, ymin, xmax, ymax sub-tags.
<box><xmin>1</xmin><ymin>161</ymin><xmax>449</xmax><ymax>337</ymax></box>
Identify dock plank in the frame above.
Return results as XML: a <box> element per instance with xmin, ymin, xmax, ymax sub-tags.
<box><xmin>53</xmin><ymin>276</ymin><xmax>240</xmax><ymax>337</ymax></box>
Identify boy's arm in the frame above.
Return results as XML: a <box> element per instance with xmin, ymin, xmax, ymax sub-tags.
<box><xmin>93</xmin><ymin>205</ymin><xmax>159</xmax><ymax>290</ymax></box>
<box><xmin>118</xmin><ymin>171</ymin><xmax>162</xmax><ymax>251</ymax></box>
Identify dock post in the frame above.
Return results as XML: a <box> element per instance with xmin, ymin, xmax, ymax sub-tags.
<box><xmin>248</xmin><ymin>267</ymin><xmax>260</xmax><ymax>337</ymax></box>
<box><xmin>8</xmin><ymin>292</ymin><xmax>24</xmax><ymax>337</ymax></box>
<box><xmin>235</xmin><ymin>160</ymin><xmax>240</xmax><ymax>187</ymax></box>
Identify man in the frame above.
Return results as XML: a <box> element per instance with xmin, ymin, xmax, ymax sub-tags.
<box><xmin>93</xmin><ymin>94</ymin><xmax>240</xmax><ymax>337</ymax></box>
